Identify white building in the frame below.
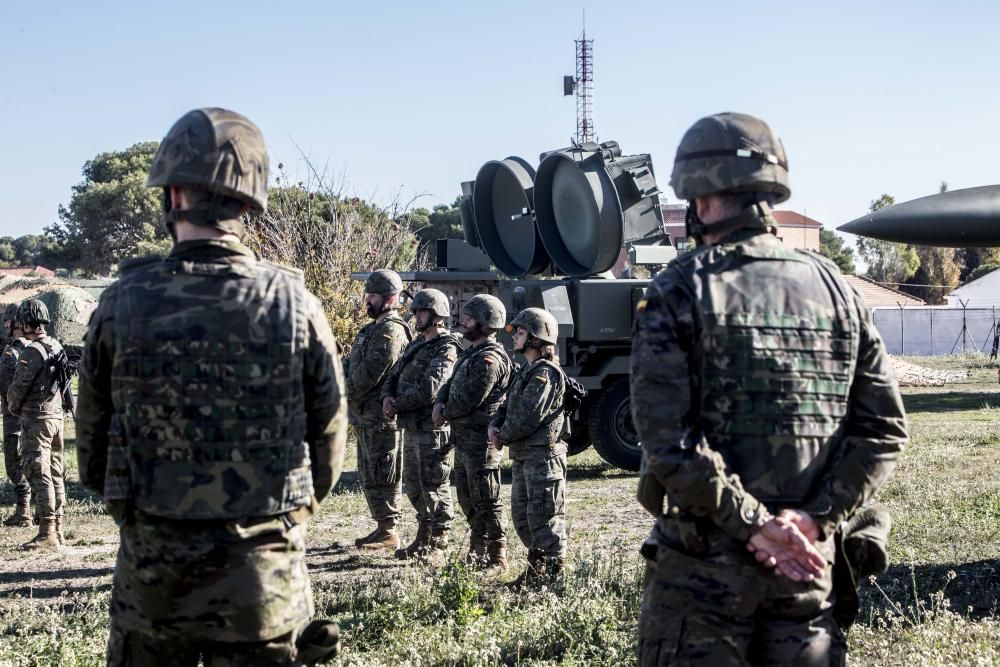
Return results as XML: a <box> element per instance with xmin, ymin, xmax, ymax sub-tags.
<box><xmin>946</xmin><ymin>270</ymin><xmax>1000</xmax><ymax>308</ymax></box>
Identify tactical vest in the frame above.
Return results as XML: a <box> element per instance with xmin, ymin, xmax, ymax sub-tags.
<box><xmin>19</xmin><ymin>336</ymin><xmax>64</xmax><ymax>415</ymax></box>
<box><xmin>110</xmin><ymin>254</ymin><xmax>314</xmax><ymax>520</ymax></box>
<box><xmin>394</xmin><ymin>331</ymin><xmax>462</xmax><ymax>429</ymax></box>
<box><xmin>347</xmin><ymin>313</ymin><xmax>411</xmax><ymax>425</ymax></box>
<box><xmin>504</xmin><ymin>358</ymin><xmax>566</xmax><ymax>454</ymax></box>
<box><xmin>681</xmin><ymin>235</ymin><xmax>860</xmax><ymax>506</ymax></box>
<box><xmin>448</xmin><ymin>339</ymin><xmax>513</xmax><ymax>427</ymax></box>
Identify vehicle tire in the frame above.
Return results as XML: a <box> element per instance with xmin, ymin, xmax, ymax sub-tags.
<box><xmin>588</xmin><ymin>376</ymin><xmax>641</xmax><ymax>471</ymax></box>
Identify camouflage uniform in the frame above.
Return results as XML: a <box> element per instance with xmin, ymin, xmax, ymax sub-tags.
<box><xmin>440</xmin><ymin>338</ymin><xmax>513</xmax><ymax>553</ymax></box>
<box><xmin>347</xmin><ymin>310</ymin><xmax>411</xmax><ymax>539</ymax></box>
<box><xmin>7</xmin><ymin>333</ymin><xmax>65</xmax><ymax>533</ymax></box>
<box><xmin>75</xmin><ymin>108</ymin><xmax>347</xmax><ymax>667</ymax></box>
<box><xmin>382</xmin><ymin>330</ymin><xmax>460</xmax><ymax>547</ymax></box>
<box><xmin>493</xmin><ymin>357</ymin><xmax>567</xmax><ymax>565</ymax></box>
<box><xmin>631</xmin><ymin>114</ymin><xmax>907</xmax><ymax>665</ymax></box>
<box><xmin>0</xmin><ymin>333</ymin><xmax>30</xmax><ymax>521</ymax></box>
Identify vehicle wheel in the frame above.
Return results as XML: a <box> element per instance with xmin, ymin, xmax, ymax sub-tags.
<box><xmin>588</xmin><ymin>377</ymin><xmax>641</xmax><ymax>471</ymax></box>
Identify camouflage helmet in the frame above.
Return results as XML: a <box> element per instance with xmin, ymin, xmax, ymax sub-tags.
<box><xmin>409</xmin><ymin>288</ymin><xmax>450</xmax><ymax>319</ymax></box>
<box><xmin>510</xmin><ymin>307</ymin><xmax>558</xmax><ymax>345</ymax></box>
<box><xmin>670</xmin><ymin>112</ymin><xmax>790</xmax><ymax>203</ymax></box>
<box><xmin>147</xmin><ymin>108</ymin><xmax>269</xmax><ymax>214</ymax></box>
<box><xmin>17</xmin><ymin>299</ymin><xmax>50</xmax><ymax>325</ymax></box>
<box><xmin>364</xmin><ymin>269</ymin><xmax>403</xmax><ymax>296</ymax></box>
<box><xmin>463</xmin><ymin>294</ymin><xmax>506</xmax><ymax>330</ymax></box>
<box><xmin>2</xmin><ymin>303</ymin><xmax>19</xmax><ymax>323</ymax></box>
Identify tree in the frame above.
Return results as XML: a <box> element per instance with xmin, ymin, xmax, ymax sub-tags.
<box><xmin>47</xmin><ymin>141</ymin><xmax>170</xmax><ymax>275</ymax></box>
<box><xmin>902</xmin><ymin>246</ymin><xmax>961</xmax><ymax>304</ymax></box>
<box><xmin>399</xmin><ymin>200</ymin><xmax>465</xmax><ymax>264</ymax></box>
<box><xmin>818</xmin><ymin>228</ymin><xmax>856</xmax><ymax>274</ymax></box>
<box><xmin>855</xmin><ymin>194</ymin><xmax>920</xmax><ymax>285</ymax></box>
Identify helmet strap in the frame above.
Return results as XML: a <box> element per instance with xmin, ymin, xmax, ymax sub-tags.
<box><xmin>163</xmin><ymin>189</ymin><xmax>247</xmax><ymax>240</ymax></box>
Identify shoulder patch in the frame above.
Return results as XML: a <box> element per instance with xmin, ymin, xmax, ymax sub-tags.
<box><xmin>483</xmin><ymin>354</ymin><xmax>495</xmax><ymax>365</ymax></box>
<box><xmin>533</xmin><ymin>374</ymin><xmax>548</xmax><ymax>384</ymax></box>
<box><xmin>635</xmin><ymin>298</ymin><xmax>648</xmax><ymax>313</ymax></box>
<box><xmin>382</xmin><ymin>334</ymin><xmax>393</xmax><ymax>341</ymax></box>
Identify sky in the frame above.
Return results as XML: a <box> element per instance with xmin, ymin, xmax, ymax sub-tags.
<box><xmin>3</xmin><ymin>0</ymin><xmax>1000</xmax><ymax>247</ymax></box>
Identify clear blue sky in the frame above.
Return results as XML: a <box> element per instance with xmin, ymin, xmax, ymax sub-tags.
<box><xmin>2</xmin><ymin>1</ymin><xmax>999</xmax><ymax>245</ymax></box>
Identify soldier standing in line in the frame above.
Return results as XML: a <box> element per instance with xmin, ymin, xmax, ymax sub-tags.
<box><xmin>381</xmin><ymin>288</ymin><xmax>460</xmax><ymax>560</ymax></box>
<box><xmin>1</xmin><ymin>303</ymin><xmax>31</xmax><ymax>527</ymax></box>
<box><xmin>347</xmin><ymin>269</ymin><xmax>412</xmax><ymax>551</ymax></box>
<box><xmin>630</xmin><ymin>112</ymin><xmax>907</xmax><ymax>666</ymax></box>
<box><xmin>75</xmin><ymin>108</ymin><xmax>347</xmax><ymax>666</ymax></box>
<box><xmin>7</xmin><ymin>299</ymin><xmax>66</xmax><ymax>549</ymax></box>
<box><xmin>488</xmin><ymin>307</ymin><xmax>567</xmax><ymax>585</ymax></box>
<box><xmin>433</xmin><ymin>294</ymin><xmax>513</xmax><ymax>575</ymax></box>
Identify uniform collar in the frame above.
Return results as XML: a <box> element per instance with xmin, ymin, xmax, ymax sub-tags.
<box><xmin>168</xmin><ymin>239</ymin><xmax>256</xmax><ymax>259</ymax></box>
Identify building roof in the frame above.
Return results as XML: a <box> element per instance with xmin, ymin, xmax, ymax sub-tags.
<box><xmin>843</xmin><ymin>274</ymin><xmax>925</xmax><ymax>308</ymax></box>
<box><xmin>0</xmin><ymin>266</ymin><xmax>55</xmax><ymax>278</ymax></box>
<box><xmin>772</xmin><ymin>210</ymin><xmax>822</xmax><ymax>228</ymax></box>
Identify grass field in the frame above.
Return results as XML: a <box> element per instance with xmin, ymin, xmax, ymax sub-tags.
<box><xmin>1</xmin><ymin>354</ymin><xmax>998</xmax><ymax>666</ymax></box>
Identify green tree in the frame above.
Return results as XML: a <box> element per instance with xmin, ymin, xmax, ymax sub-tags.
<box><xmin>966</xmin><ymin>262</ymin><xmax>1000</xmax><ymax>283</ymax></box>
<box><xmin>902</xmin><ymin>246</ymin><xmax>961</xmax><ymax>304</ymax></box>
<box><xmin>47</xmin><ymin>141</ymin><xmax>169</xmax><ymax>275</ymax></box>
<box><xmin>855</xmin><ymin>194</ymin><xmax>920</xmax><ymax>285</ymax></box>
<box><xmin>0</xmin><ymin>240</ymin><xmax>15</xmax><ymax>267</ymax></box>
<box><xmin>400</xmin><ymin>200</ymin><xmax>465</xmax><ymax>264</ymax></box>
<box><xmin>818</xmin><ymin>228</ymin><xmax>856</xmax><ymax>274</ymax></box>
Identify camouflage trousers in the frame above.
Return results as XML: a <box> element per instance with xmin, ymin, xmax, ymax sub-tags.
<box><xmin>638</xmin><ymin>540</ymin><xmax>846</xmax><ymax>666</ymax></box>
<box><xmin>2</xmin><ymin>410</ymin><xmax>29</xmax><ymax>503</ymax></box>
<box><xmin>111</xmin><ymin>511</ymin><xmax>313</xmax><ymax>643</ymax></box>
<box><xmin>510</xmin><ymin>453</ymin><xmax>567</xmax><ymax>558</ymax></box>
<box><xmin>454</xmin><ymin>443</ymin><xmax>505</xmax><ymax>541</ymax></box>
<box><xmin>107</xmin><ymin>623</ymin><xmax>297</xmax><ymax>667</ymax></box>
<box><xmin>401</xmin><ymin>428</ymin><xmax>454</xmax><ymax>531</ymax></box>
<box><xmin>19</xmin><ymin>415</ymin><xmax>64</xmax><ymax>521</ymax></box>
<box><xmin>357</xmin><ymin>425</ymin><xmax>403</xmax><ymax>528</ymax></box>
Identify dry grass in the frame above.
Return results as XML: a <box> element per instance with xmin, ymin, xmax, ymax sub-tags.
<box><xmin>0</xmin><ymin>355</ymin><xmax>998</xmax><ymax>665</ymax></box>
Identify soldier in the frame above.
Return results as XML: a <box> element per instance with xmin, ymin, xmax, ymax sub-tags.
<box><xmin>6</xmin><ymin>299</ymin><xmax>66</xmax><ymax>549</ymax></box>
<box><xmin>347</xmin><ymin>269</ymin><xmax>412</xmax><ymax>551</ymax></box>
<box><xmin>75</xmin><ymin>108</ymin><xmax>347</xmax><ymax>666</ymax></box>
<box><xmin>0</xmin><ymin>303</ymin><xmax>31</xmax><ymax>527</ymax></box>
<box><xmin>381</xmin><ymin>288</ymin><xmax>460</xmax><ymax>560</ymax></box>
<box><xmin>630</xmin><ymin>112</ymin><xmax>908</xmax><ymax>666</ymax></box>
<box><xmin>433</xmin><ymin>294</ymin><xmax>513</xmax><ymax>574</ymax></box>
<box><xmin>488</xmin><ymin>307</ymin><xmax>567</xmax><ymax>585</ymax></box>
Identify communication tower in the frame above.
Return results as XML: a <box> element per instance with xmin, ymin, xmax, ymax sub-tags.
<box><xmin>563</xmin><ymin>24</ymin><xmax>596</xmax><ymax>144</ymax></box>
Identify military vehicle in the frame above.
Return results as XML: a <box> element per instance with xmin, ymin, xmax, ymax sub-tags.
<box><xmin>358</xmin><ymin>141</ymin><xmax>675</xmax><ymax>471</ymax></box>
<box><xmin>839</xmin><ymin>184</ymin><xmax>1000</xmax><ymax>246</ymax></box>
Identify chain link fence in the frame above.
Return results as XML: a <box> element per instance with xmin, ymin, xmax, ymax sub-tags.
<box><xmin>873</xmin><ymin>305</ymin><xmax>1000</xmax><ymax>356</ymax></box>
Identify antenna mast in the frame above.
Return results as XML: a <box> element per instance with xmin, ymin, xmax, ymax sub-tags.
<box><xmin>574</xmin><ymin>20</ymin><xmax>595</xmax><ymax>143</ymax></box>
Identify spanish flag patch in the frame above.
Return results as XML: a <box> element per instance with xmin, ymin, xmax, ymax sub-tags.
<box><xmin>636</xmin><ymin>299</ymin><xmax>649</xmax><ymax>313</ymax></box>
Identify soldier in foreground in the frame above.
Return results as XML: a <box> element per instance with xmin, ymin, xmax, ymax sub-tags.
<box><xmin>7</xmin><ymin>299</ymin><xmax>66</xmax><ymax>549</ymax></box>
<box><xmin>434</xmin><ymin>294</ymin><xmax>513</xmax><ymax>575</ymax></box>
<box><xmin>0</xmin><ymin>303</ymin><xmax>31</xmax><ymax>527</ymax></box>
<box><xmin>382</xmin><ymin>288</ymin><xmax>460</xmax><ymax>560</ymax></box>
<box><xmin>488</xmin><ymin>307</ymin><xmax>567</xmax><ymax>585</ymax></box>
<box><xmin>347</xmin><ymin>269</ymin><xmax>411</xmax><ymax>551</ymax></box>
<box><xmin>75</xmin><ymin>108</ymin><xmax>347</xmax><ymax>666</ymax></box>
<box><xmin>630</xmin><ymin>112</ymin><xmax>907</xmax><ymax>665</ymax></box>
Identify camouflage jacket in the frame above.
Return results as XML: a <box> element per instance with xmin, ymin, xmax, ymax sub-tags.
<box><xmin>347</xmin><ymin>311</ymin><xmax>411</xmax><ymax>428</ymax></box>
<box><xmin>630</xmin><ymin>216</ymin><xmax>907</xmax><ymax>550</ymax></box>
<box><xmin>440</xmin><ymin>338</ymin><xmax>513</xmax><ymax>447</ymax></box>
<box><xmin>7</xmin><ymin>334</ymin><xmax>63</xmax><ymax>417</ymax></box>
<box><xmin>382</xmin><ymin>331</ymin><xmax>461</xmax><ymax>431</ymax></box>
<box><xmin>492</xmin><ymin>357</ymin><xmax>566</xmax><ymax>460</ymax></box>
<box><xmin>0</xmin><ymin>337</ymin><xmax>26</xmax><ymax>414</ymax></box>
<box><xmin>75</xmin><ymin>240</ymin><xmax>348</xmax><ymax>519</ymax></box>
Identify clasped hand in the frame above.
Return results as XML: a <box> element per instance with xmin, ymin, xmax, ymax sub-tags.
<box><xmin>746</xmin><ymin>509</ymin><xmax>825</xmax><ymax>582</ymax></box>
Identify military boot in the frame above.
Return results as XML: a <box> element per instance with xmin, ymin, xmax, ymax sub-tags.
<box><xmin>20</xmin><ymin>519</ymin><xmax>60</xmax><ymax>551</ymax></box>
<box><xmin>354</xmin><ymin>526</ymin><xmax>380</xmax><ymax>548</ymax></box>
<box><xmin>481</xmin><ymin>539</ymin><xmax>508</xmax><ymax>578</ymax></box>
<box><xmin>394</xmin><ymin>523</ymin><xmax>431</xmax><ymax>560</ymax></box>
<box><xmin>357</xmin><ymin>521</ymin><xmax>401</xmax><ymax>551</ymax></box>
<box><xmin>465</xmin><ymin>533</ymin><xmax>486</xmax><ymax>566</ymax></box>
<box><xmin>55</xmin><ymin>516</ymin><xmax>65</xmax><ymax>546</ymax></box>
<box><xmin>508</xmin><ymin>549</ymin><xmax>546</xmax><ymax>590</ymax></box>
<box><xmin>3</xmin><ymin>497</ymin><xmax>31</xmax><ymax>527</ymax></box>
<box><xmin>545</xmin><ymin>556</ymin><xmax>565</xmax><ymax>582</ymax></box>
<box><xmin>296</xmin><ymin>619</ymin><xmax>340</xmax><ymax>665</ymax></box>
<box><xmin>420</xmin><ymin>526</ymin><xmax>450</xmax><ymax>562</ymax></box>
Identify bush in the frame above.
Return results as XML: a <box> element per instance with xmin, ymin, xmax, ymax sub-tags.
<box><xmin>243</xmin><ymin>163</ymin><xmax>421</xmax><ymax>345</ymax></box>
